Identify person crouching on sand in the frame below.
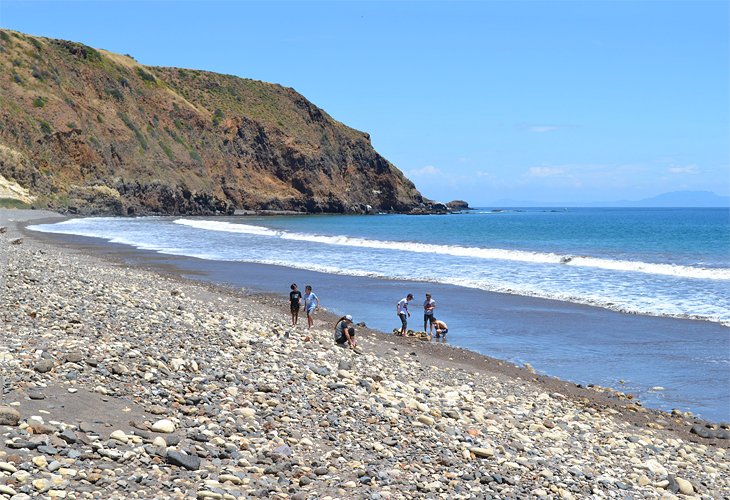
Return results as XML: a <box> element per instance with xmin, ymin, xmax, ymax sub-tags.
<box><xmin>303</xmin><ymin>285</ymin><xmax>319</xmax><ymax>328</ymax></box>
<box><xmin>433</xmin><ymin>318</ymin><xmax>448</xmax><ymax>338</ymax></box>
<box><xmin>289</xmin><ymin>283</ymin><xmax>302</xmax><ymax>326</ymax></box>
<box><xmin>396</xmin><ymin>294</ymin><xmax>413</xmax><ymax>336</ymax></box>
<box><xmin>334</xmin><ymin>315</ymin><xmax>357</xmax><ymax>348</ymax></box>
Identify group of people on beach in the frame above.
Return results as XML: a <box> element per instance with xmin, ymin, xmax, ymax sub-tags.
<box><xmin>288</xmin><ymin>283</ymin><xmax>319</xmax><ymax>328</ymax></box>
<box><xmin>289</xmin><ymin>283</ymin><xmax>358</xmax><ymax>349</ymax></box>
<box><xmin>396</xmin><ymin>292</ymin><xmax>448</xmax><ymax>339</ymax></box>
<box><xmin>287</xmin><ymin>283</ymin><xmax>448</xmax><ymax>350</ymax></box>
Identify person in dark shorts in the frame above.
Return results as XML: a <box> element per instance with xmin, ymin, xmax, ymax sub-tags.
<box><xmin>396</xmin><ymin>294</ymin><xmax>413</xmax><ymax>336</ymax></box>
<box><xmin>423</xmin><ymin>293</ymin><xmax>436</xmax><ymax>336</ymax></box>
<box><xmin>289</xmin><ymin>283</ymin><xmax>302</xmax><ymax>325</ymax></box>
<box><xmin>334</xmin><ymin>315</ymin><xmax>357</xmax><ymax>348</ymax></box>
<box><xmin>433</xmin><ymin>318</ymin><xmax>449</xmax><ymax>338</ymax></box>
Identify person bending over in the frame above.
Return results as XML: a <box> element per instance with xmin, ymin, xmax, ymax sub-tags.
<box><xmin>433</xmin><ymin>318</ymin><xmax>449</xmax><ymax>338</ymax></box>
<box><xmin>334</xmin><ymin>315</ymin><xmax>357</xmax><ymax>348</ymax></box>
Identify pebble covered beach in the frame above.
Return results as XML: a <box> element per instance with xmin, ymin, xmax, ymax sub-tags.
<box><xmin>1</xmin><ymin>210</ymin><xmax>728</xmax><ymax>499</ymax></box>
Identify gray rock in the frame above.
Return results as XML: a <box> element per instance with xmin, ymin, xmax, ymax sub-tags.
<box><xmin>6</xmin><ymin>440</ymin><xmax>38</xmax><ymax>449</ymax></box>
<box><xmin>33</xmin><ymin>359</ymin><xmax>54</xmax><ymax>373</ymax></box>
<box><xmin>309</xmin><ymin>365</ymin><xmax>330</xmax><ymax>377</ymax></box>
<box><xmin>58</xmin><ymin>429</ymin><xmax>78</xmax><ymax>444</ymax></box>
<box><xmin>690</xmin><ymin>424</ymin><xmax>715</xmax><ymax>439</ymax></box>
<box><xmin>338</xmin><ymin>359</ymin><xmax>353</xmax><ymax>371</ymax></box>
<box><xmin>667</xmin><ymin>475</ymin><xmax>680</xmax><ymax>494</ymax></box>
<box><xmin>27</xmin><ymin>390</ymin><xmax>46</xmax><ymax>400</ymax></box>
<box><xmin>64</xmin><ymin>352</ymin><xmax>84</xmax><ymax>363</ymax></box>
<box><xmin>166</xmin><ymin>450</ymin><xmax>200</xmax><ymax>470</ymax></box>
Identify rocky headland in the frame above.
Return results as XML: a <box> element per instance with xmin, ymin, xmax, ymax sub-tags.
<box><xmin>0</xmin><ymin>210</ymin><xmax>728</xmax><ymax>499</ymax></box>
<box><xmin>0</xmin><ymin>29</ymin><xmax>445</xmax><ymax>216</ymax></box>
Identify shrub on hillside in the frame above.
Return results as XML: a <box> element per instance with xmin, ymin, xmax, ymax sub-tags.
<box><xmin>136</xmin><ymin>67</ymin><xmax>156</xmax><ymax>83</ymax></box>
<box><xmin>39</xmin><ymin>120</ymin><xmax>52</xmax><ymax>135</ymax></box>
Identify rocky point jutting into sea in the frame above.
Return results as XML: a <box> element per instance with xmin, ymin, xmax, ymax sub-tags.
<box><xmin>0</xmin><ymin>29</ymin><xmax>459</xmax><ymax>216</ymax></box>
<box><xmin>1</xmin><ymin>210</ymin><xmax>729</xmax><ymax>499</ymax></box>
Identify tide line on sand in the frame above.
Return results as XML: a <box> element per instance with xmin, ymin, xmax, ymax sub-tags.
<box><xmin>1</xmin><ymin>208</ymin><xmax>728</xmax><ymax>498</ymax></box>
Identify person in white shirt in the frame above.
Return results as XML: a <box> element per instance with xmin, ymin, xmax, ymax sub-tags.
<box><xmin>423</xmin><ymin>293</ymin><xmax>436</xmax><ymax>336</ymax></box>
<box><xmin>396</xmin><ymin>294</ymin><xmax>413</xmax><ymax>336</ymax></box>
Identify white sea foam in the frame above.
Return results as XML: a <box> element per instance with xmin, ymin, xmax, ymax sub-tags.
<box><xmin>27</xmin><ymin>217</ymin><xmax>730</xmax><ymax>327</ymax></box>
<box><xmin>173</xmin><ymin>219</ymin><xmax>730</xmax><ymax>281</ymax></box>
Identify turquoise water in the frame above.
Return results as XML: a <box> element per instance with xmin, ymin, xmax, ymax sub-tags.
<box><xmin>29</xmin><ymin>207</ymin><xmax>730</xmax><ymax>421</ymax></box>
<box><xmin>31</xmin><ymin>207</ymin><xmax>730</xmax><ymax>325</ymax></box>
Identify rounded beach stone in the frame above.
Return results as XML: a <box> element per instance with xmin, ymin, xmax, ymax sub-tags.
<box><xmin>110</xmin><ymin>430</ymin><xmax>129</xmax><ymax>443</ymax></box>
<box><xmin>470</xmin><ymin>447</ymin><xmax>495</xmax><ymax>458</ymax></box>
<box><xmin>239</xmin><ymin>408</ymin><xmax>256</xmax><ymax>419</ymax></box>
<box><xmin>0</xmin><ymin>461</ymin><xmax>18</xmax><ymax>473</ymax></box>
<box><xmin>33</xmin><ymin>359</ymin><xmax>54</xmax><ymax>373</ymax></box>
<box><xmin>151</xmin><ymin>419</ymin><xmax>175</xmax><ymax>433</ymax></box>
<box><xmin>64</xmin><ymin>351</ymin><xmax>84</xmax><ymax>363</ymax></box>
<box><xmin>0</xmin><ymin>406</ymin><xmax>20</xmax><ymax>426</ymax></box>
<box><xmin>0</xmin><ymin>485</ymin><xmax>18</xmax><ymax>497</ymax></box>
<box><xmin>675</xmin><ymin>477</ymin><xmax>694</xmax><ymax>495</ymax></box>
<box><xmin>417</xmin><ymin>415</ymin><xmax>435</xmax><ymax>426</ymax></box>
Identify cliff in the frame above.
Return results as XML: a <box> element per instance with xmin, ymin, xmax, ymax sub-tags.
<box><xmin>0</xmin><ymin>29</ymin><xmax>428</xmax><ymax>215</ymax></box>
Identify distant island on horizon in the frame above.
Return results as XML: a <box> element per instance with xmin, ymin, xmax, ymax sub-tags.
<box><xmin>486</xmin><ymin>190</ymin><xmax>730</xmax><ymax>208</ymax></box>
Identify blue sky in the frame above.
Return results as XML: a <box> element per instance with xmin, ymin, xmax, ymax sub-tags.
<box><xmin>2</xmin><ymin>1</ymin><xmax>728</xmax><ymax>205</ymax></box>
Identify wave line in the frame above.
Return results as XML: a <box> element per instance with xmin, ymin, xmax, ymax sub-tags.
<box><xmin>173</xmin><ymin>219</ymin><xmax>730</xmax><ymax>281</ymax></box>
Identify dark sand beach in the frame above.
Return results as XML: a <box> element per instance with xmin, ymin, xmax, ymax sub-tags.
<box><xmin>1</xmin><ymin>209</ymin><xmax>728</xmax><ymax>499</ymax></box>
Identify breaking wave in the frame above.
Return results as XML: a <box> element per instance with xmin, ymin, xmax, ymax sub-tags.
<box><xmin>173</xmin><ymin>219</ymin><xmax>730</xmax><ymax>281</ymax></box>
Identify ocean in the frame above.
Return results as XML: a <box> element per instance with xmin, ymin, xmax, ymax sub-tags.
<box><xmin>28</xmin><ymin>207</ymin><xmax>730</xmax><ymax>422</ymax></box>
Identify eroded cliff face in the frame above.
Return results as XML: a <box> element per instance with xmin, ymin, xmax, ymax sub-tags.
<box><xmin>0</xmin><ymin>30</ymin><xmax>426</xmax><ymax>215</ymax></box>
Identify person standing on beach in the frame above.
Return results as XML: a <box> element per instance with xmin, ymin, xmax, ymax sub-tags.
<box><xmin>289</xmin><ymin>283</ymin><xmax>302</xmax><ymax>326</ymax></box>
<box><xmin>303</xmin><ymin>285</ymin><xmax>319</xmax><ymax>328</ymax></box>
<box><xmin>396</xmin><ymin>293</ymin><xmax>413</xmax><ymax>336</ymax></box>
<box><xmin>423</xmin><ymin>293</ymin><xmax>436</xmax><ymax>336</ymax></box>
<box><xmin>334</xmin><ymin>315</ymin><xmax>357</xmax><ymax>349</ymax></box>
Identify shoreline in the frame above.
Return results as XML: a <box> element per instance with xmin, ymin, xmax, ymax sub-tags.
<box><xmin>12</xmin><ymin>210</ymin><xmax>730</xmax><ymax>432</ymax></box>
<box><xmin>2</xmin><ymin>208</ymin><xmax>729</xmax><ymax>498</ymax></box>
<box><xmin>20</xmin><ymin>213</ymin><xmax>730</xmax><ymax>422</ymax></box>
